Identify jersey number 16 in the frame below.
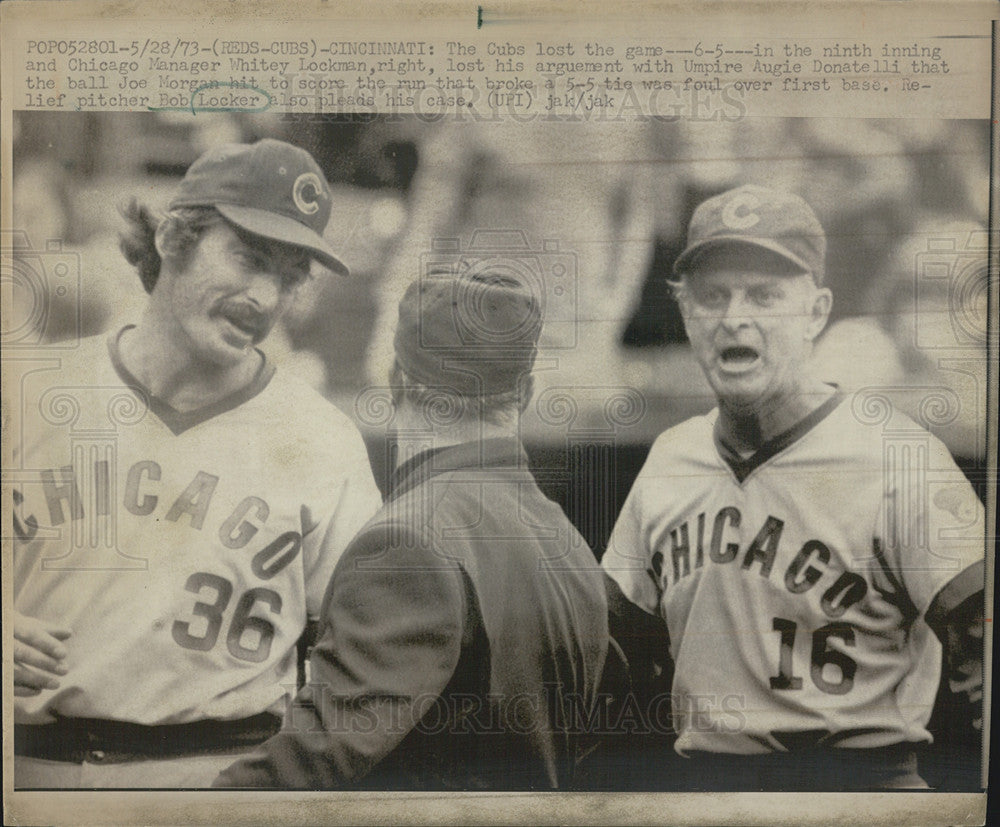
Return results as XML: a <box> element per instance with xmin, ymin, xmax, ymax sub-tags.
<box><xmin>770</xmin><ymin>617</ymin><xmax>857</xmax><ymax>695</ymax></box>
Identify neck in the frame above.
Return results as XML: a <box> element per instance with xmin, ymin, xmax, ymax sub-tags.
<box><xmin>717</xmin><ymin>377</ymin><xmax>836</xmax><ymax>452</ymax></box>
<box><xmin>118</xmin><ymin>309</ymin><xmax>261</xmax><ymax>412</ymax></box>
<box><xmin>391</xmin><ymin>406</ymin><xmax>517</xmax><ymax>469</ymax></box>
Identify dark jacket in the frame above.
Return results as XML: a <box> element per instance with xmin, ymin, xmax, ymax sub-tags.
<box><xmin>215</xmin><ymin>438</ymin><xmax>610</xmax><ymax>789</ymax></box>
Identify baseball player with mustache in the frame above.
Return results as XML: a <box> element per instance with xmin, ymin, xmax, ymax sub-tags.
<box><xmin>11</xmin><ymin>139</ymin><xmax>382</xmax><ymax>788</ymax></box>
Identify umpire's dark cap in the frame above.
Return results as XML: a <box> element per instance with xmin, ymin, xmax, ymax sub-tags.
<box><xmin>393</xmin><ymin>271</ymin><xmax>542</xmax><ymax>397</ymax></box>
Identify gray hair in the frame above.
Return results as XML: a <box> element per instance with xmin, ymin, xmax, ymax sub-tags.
<box><xmin>390</xmin><ymin>360</ymin><xmax>523</xmax><ymax>429</ymax></box>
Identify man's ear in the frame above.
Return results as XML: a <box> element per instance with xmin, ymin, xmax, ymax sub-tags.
<box><xmin>388</xmin><ymin>360</ymin><xmax>405</xmax><ymax>408</ymax></box>
<box><xmin>519</xmin><ymin>373</ymin><xmax>535</xmax><ymax>414</ymax></box>
<box><xmin>669</xmin><ymin>278</ymin><xmax>692</xmax><ymax>330</ymax></box>
<box><xmin>153</xmin><ymin>218</ymin><xmax>170</xmax><ymax>261</ymax></box>
<box><xmin>806</xmin><ymin>286</ymin><xmax>833</xmax><ymax>342</ymax></box>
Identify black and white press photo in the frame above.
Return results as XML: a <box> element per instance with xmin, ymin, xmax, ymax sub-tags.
<box><xmin>5</xmin><ymin>109</ymin><xmax>990</xmax><ymax>798</ymax></box>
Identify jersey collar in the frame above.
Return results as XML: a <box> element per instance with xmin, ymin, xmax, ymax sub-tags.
<box><xmin>713</xmin><ymin>387</ymin><xmax>845</xmax><ymax>484</ymax></box>
<box><xmin>387</xmin><ymin>438</ymin><xmax>530</xmax><ymax>502</ymax></box>
<box><xmin>107</xmin><ymin>325</ymin><xmax>276</xmax><ymax>436</ymax></box>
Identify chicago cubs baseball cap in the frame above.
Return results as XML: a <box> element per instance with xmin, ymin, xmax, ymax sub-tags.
<box><xmin>674</xmin><ymin>184</ymin><xmax>826</xmax><ymax>283</ymax></box>
<box><xmin>169</xmin><ymin>139</ymin><xmax>348</xmax><ymax>276</ymax></box>
<box><xmin>393</xmin><ymin>271</ymin><xmax>542</xmax><ymax>396</ymax></box>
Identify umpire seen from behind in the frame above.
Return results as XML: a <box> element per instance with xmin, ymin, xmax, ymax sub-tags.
<box><xmin>216</xmin><ymin>270</ymin><xmax>612</xmax><ymax>789</ymax></box>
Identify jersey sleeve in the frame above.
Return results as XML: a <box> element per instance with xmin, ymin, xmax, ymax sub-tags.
<box><xmin>214</xmin><ymin>524</ymin><xmax>466</xmax><ymax>789</ymax></box>
<box><xmin>601</xmin><ymin>473</ymin><xmax>661</xmax><ymax>617</ymax></box>
<box><xmin>876</xmin><ymin>433</ymin><xmax>986</xmax><ymax>622</ymax></box>
<box><xmin>301</xmin><ymin>426</ymin><xmax>382</xmax><ymax>618</ymax></box>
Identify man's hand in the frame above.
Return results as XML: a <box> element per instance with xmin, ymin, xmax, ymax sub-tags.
<box><xmin>13</xmin><ymin>611</ymin><xmax>71</xmax><ymax>697</ymax></box>
<box><xmin>939</xmin><ymin>594</ymin><xmax>985</xmax><ymax>732</ymax></box>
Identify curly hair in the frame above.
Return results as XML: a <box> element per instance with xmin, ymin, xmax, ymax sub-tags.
<box><xmin>118</xmin><ymin>200</ymin><xmax>222</xmax><ymax>293</ymax></box>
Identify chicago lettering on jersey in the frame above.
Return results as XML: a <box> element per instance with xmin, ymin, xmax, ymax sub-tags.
<box><xmin>13</xmin><ymin>460</ymin><xmax>304</xmax><ymax>577</ymax></box>
<box><xmin>645</xmin><ymin>506</ymin><xmax>868</xmax><ymax>621</ymax></box>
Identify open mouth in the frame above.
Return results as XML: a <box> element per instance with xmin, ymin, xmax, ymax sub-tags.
<box><xmin>213</xmin><ymin>304</ymin><xmax>266</xmax><ymax>344</ymax></box>
<box><xmin>718</xmin><ymin>345</ymin><xmax>760</xmax><ymax>373</ymax></box>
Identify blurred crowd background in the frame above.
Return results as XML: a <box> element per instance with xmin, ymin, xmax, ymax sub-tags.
<box><xmin>7</xmin><ymin>110</ymin><xmax>991</xmax><ymax>791</ymax></box>
<box><xmin>9</xmin><ymin>111</ymin><xmax>990</xmax><ymax>484</ymax></box>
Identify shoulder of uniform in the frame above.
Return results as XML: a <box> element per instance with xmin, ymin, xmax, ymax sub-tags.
<box><xmin>630</xmin><ymin>412</ymin><xmax>716</xmax><ymax>489</ymax></box>
<box><xmin>648</xmin><ymin>412</ymin><xmax>715</xmax><ymax>458</ymax></box>
<box><xmin>265</xmin><ymin>370</ymin><xmax>371</xmax><ymax>457</ymax></box>
<box><xmin>266</xmin><ymin>370</ymin><xmax>350</xmax><ymax>423</ymax></box>
<box><xmin>822</xmin><ymin>394</ymin><xmax>968</xmax><ymax>480</ymax></box>
<box><xmin>831</xmin><ymin>392</ymin><xmax>935</xmax><ymax>448</ymax></box>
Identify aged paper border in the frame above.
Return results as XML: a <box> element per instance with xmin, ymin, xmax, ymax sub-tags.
<box><xmin>2</xmin><ymin>1</ymin><xmax>995</xmax><ymax>824</ymax></box>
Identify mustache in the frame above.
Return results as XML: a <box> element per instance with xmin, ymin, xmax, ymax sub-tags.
<box><xmin>212</xmin><ymin>300</ymin><xmax>269</xmax><ymax>341</ymax></box>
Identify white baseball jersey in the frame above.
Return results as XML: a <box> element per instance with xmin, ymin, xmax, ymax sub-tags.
<box><xmin>12</xmin><ymin>329</ymin><xmax>382</xmax><ymax>725</ymax></box>
<box><xmin>603</xmin><ymin>392</ymin><xmax>985</xmax><ymax>755</ymax></box>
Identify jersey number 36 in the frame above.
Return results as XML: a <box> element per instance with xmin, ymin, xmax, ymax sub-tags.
<box><xmin>172</xmin><ymin>571</ymin><xmax>282</xmax><ymax>663</ymax></box>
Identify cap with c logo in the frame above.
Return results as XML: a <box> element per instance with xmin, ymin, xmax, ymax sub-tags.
<box><xmin>169</xmin><ymin>139</ymin><xmax>348</xmax><ymax>276</ymax></box>
<box><xmin>673</xmin><ymin>184</ymin><xmax>826</xmax><ymax>283</ymax></box>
